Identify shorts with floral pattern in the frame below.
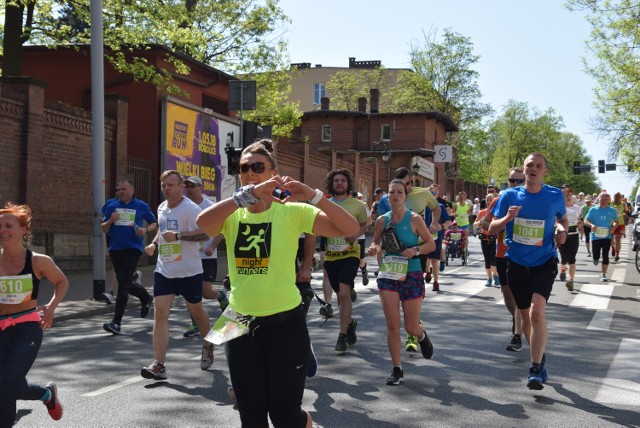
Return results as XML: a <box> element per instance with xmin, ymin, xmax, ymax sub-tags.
<box><xmin>377</xmin><ymin>271</ymin><xmax>425</xmax><ymax>301</ymax></box>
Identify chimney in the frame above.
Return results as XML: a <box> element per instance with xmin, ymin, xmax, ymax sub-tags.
<box><xmin>320</xmin><ymin>97</ymin><xmax>330</xmax><ymax>110</ymax></box>
<box><xmin>370</xmin><ymin>89</ymin><xmax>379</xmax><ymax>113</ymax></box>
<box><xmin>357</xmin><ymin>97</ymin><xmax>367</xmax><ymax>113</ymax></box>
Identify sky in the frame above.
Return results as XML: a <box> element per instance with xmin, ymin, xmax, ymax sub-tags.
<box><xmin>276</xmin><ymin>0</ymin><xmax>637</xmax><ymax>196</ymax></box>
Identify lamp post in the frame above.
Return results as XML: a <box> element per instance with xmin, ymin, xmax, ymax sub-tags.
<box><xmin>381</xmin><ymin>149</ymin><xmax>390</xmax><ymax>163</ymax></box>
<box><xmin>412</xmin><ymin>161</ymin><xmax>420</xmax><ymax>175</ymax></box>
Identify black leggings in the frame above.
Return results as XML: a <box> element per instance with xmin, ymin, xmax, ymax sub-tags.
<box><xmin>592</xmin><ymin>239</ymin><xmax>611</xmax><ymax>265</ymax></box>
<box><xmin>558</xmin><ymin>233</ymin><xmax>579</xmax><ymax>265</ymax></box>
<box><xmin>110</xmin><ymin>249</ymin><xmax>151</xmax><ymax>325</ymax></box>
<box><xmin>480</xmin><ymin>237</ymin><xmax>496</xmax><ymax>269</ymax></box>
<box><xmin>226</xmin><ymin>306</ymin><xmax>309</xmax><ymax>428</ymax></box>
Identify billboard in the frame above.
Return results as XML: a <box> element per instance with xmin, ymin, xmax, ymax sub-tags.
<box><xmin>162</xmin><ymin>96</ymin><xmax>240</xmax><ymax>202</ymax></box>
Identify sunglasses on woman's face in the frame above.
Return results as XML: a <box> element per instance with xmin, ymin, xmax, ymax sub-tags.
<box><xmin>238</xmin><ymin>161</ymin><xmax>267</xmax><ymax>174</ymax></box>
<box><xmin>508</xmin><ymin>178</ymin><xmax>525</xmax><ymax>184</ymax></box>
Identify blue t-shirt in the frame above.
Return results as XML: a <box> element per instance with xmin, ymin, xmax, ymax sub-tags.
<box><xmin>424</xmin><ymin>203</ymin><xmax>450</xmax><ymax>241</ymax></box>
<box><xmin>102</xmin><ymin>198</ymin><xmax>157</xmax><ymax>252</ymax></box>
<box><xmin>585</xmin><ymin>205</ymin><xmax>618</xmax><ymax>241</ymax></box>
<box><xmin>493</xmin><ymin>185</ymin><xmax>566</xmax><ymax>267</ymax></box>
<box><xmin>377</xmin><ymin>194</ymin><xmax>391</xmax><ymax>216</ymax></box>
<box><xmin>383</xmin><ymin>211</ymin><xmax>421</xmax><ymax>272</ymax></box>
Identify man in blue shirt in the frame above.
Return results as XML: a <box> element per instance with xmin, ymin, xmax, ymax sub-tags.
<box><xmin>101</xmin><ymin>179</ymin><xmax>158</xmax><ymax>334</ymax></box>
<box><xmin>489</xmin><ymin>153</ymin><xmax>568</xmax><ymax>390</ymax></box>
<box><xmin>583</xmin><ymin>191</ymin><xmax>618</xmax><ymax>282</ymax></box>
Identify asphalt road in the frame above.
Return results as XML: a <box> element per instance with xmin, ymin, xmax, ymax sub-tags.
<box><xmin>13</xmin><ymin>232</ymin><xmax>640</xmax><ymax>427</ymax></box>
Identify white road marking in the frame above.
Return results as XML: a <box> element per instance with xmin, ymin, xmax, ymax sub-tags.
<box><xmin>82</xmin><ymin>376</ymin><xmax>144</xmax><ymax>397</ymax></box>
<box><xmin>586</xmin><ymin>309</ymin><xmax>615</xmax><ymax>331</ymax></box>
<box><xmin>430</xmin><ymin>282</ymin><xmax>485</xmax><ymax>303</ymax></box>
<box><xmin>595</xmin><ymin>338</ymin><xmax>640</xmax><ymax>405</ymax></box>
<box><xmin>570</xmin><ymin>284</ymin><xmax>614</xmax><ymax>310</ymax></box>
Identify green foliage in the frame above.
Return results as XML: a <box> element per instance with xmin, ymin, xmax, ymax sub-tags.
<box><xmin>566</xmin><ymin>0</ymin><xmax>640</xmax><ymax>176</ymax></box>
<box><xmin>326</xmin><ymin>68</ymin><xmax>394</xmax><ymax>111</ymax></box>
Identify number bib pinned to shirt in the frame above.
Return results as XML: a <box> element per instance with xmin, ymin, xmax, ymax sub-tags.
<box><xmin>327</xmin><ymin>237</ymin><xmax>349</xmax><ymax>252</ymax></box>
<box><xmin>0</xmin><ymin>274</ymin><xmax>33</xmax><ymax>305</ymax></box>
<box><xmin>594</xmin><ymin>227</ymin><xmax>610</xmax><ymax>238</ymax></box>
<box><xmin>513</xmin><ymin>218</ymin><xmax>545</xmax><ymax>246</ymax></box>
<box><xmin>379</xmin><ymin>256</ymin><xmax>409</xmax><ymax>281</ymax></box>
<box><xmin>115</xmin><ymin>208</ymin><xmax>136</xmax><ymax>226</ymax></box>
<box><xmin>159</xmin><ymin>242</ymin><xmax>182</xmax><ymax>262</ymax></box>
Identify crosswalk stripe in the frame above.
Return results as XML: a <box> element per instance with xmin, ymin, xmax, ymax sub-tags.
<box><xmin>570</xmin><ymin>284</ymin><xmax>614</xmax><ymax>310</ymax></box>
<box><xmin>586</xmin><ymin>309</ymin><xmax>615</xmax><ymax>330</ymax></box>
<box><xmin>595</xmin><ymin>338</ymin><xmax>640</xmax><ymax>405</ymax></box>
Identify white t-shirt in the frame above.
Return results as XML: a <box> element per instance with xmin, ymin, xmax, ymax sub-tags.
<box><xmin>155</xmin><ymin>197</ymin><xmax>204</xmax><ymax>278</ymax></box>
<box><xmin>195</xmin><ymin>197</ymin><xmax>217</xmax><ymax>260</ymax></box>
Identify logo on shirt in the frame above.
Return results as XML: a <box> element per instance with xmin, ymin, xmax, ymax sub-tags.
<box><xmin>234</xmin><ymin>222</ymin><xmax>271</xmax><ymax>275</ymax></box>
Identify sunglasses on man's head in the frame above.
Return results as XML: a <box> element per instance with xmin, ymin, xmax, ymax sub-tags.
<box><xmin>508</xmin><ymin>178</ymin><xmax>525</xmax><ymax>184</ymax></box>
<box><xmin>238</xmin><ymin>162</ymin><xmax>267</xmax><ymax>174</ymax></box>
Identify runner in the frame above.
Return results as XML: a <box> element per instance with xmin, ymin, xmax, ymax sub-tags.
<box><xmin>579</xmin><ymin>196</ymin><xmax>594</xmax><ymax>256</ymax></box>
<box><xmin>584</xmin><ymin>191</ymin><xmax>618</xmax><ymax>282</ymax></box>
<box><xmin>489</xmin><ymin>153</ymin><xmax>568</xmax><ymax>390</ymax></box>
<box><xmin>558</xmin><ymin>191</ymin><xmax>581</xmax><ymax>291</ymax></box>
<box><xmin>422</xmin><ymin>199</ymin><xmax>451</xmax><ymax>294</ymax></box>
<box><xmin>474</xmin><ymin>193</ymin><xmax>498</xmax><ymax>287</ymax></box>
<box><xmin>452</xmin><ymin>191</ymin><xmax>473</xmax><ymax>235</ymax></box>
<box><xmin>0</xmin><ymin>203</ymin><xmax>68</xmax><ymax>425</ymax></box>
<box><xmin>368</xmin><ymin>179</ymin><xmax>436</xmax><ymax>385</ymax></box>
<box><xmin>610</xmin><ymin>192</ymin><xmax>627</xmax><ymax>262</ymax></box>
<box><xmin>196</xmin><ymin>139</ymin><xmax>359</xmax><ymax>427</ymax></box>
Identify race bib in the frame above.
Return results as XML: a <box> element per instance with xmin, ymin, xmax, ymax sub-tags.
<box><xmin>513</xmin><ymin>218</ymin><xmax>545</xmax><ymax>246</ymax></box>
<box><xmin>378</xmin><ymin>256</ymin><xmax>409</xmax><ymax>281</ymax></box>
<box><xmin>205</xmin><ymin>306</ymin><xmax>251</xmax><ymax>345</ymax></box>
<box><xmin>594</xmin><ymin>227</ymin><xmax>610</xmax><ymax>238</ymax></box>
<box><xmin>115</xmin><ymin>208</ymin><xmax>136</xmax><ymax>226</ymax></box>
<box><xmin>159</xmin><ymin>242</ymin><xmax>182</xmax><ymax>262</ymax></box>
<box><xmin>458</xmin><ymin>213</ymin><xmax>469</xmax><ymax>224</ymax></box>
<box><xmin>450</xmin><ymin>232</ymin><xmax>462</xmax><ymax>241</ymax></box>
<box><xmin>0</xmin><ymin>274</ymin><xmax>33</xmax><ymax>305</ymax></box>
<box><xmin>327</xmin><ymin>237</ymin><xmax>349</xmax><ymax>252</ymax></box>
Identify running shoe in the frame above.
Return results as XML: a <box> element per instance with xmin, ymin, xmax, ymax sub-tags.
<box><xmin>386</xmin><ymin>367</ymin><xmax>404</xmax><ymax>385</ymax></box>
<box><xmin>102</xmin><ymin>291</ymin><xmax>116</xmax><ymax>304</ymax></box>
<box><xmin>439</xmin><ymin>260</ymin><xmax>445</xmax><ymax>272</ymax></box>
<box><xmin>432</xmin><ymin>282</ymin><xmax>440</xmax><ymax>292</ymax></box>
<box><xmin>588</xmin><ymin>252</ymin><xmax>592</xmax><ymax>257</ymax></box>
<box><xmin>335</xmin><ymin>333</ymin><xmax>348</xmax><ymax>352</ymax></box>
<box><xmin>217</xmin><ymin>290</ymin><xmax>229</xmax><ymax>311</ymax></box>
<box><xmin>493</xmin><ymin>275</ymin><xmax>500</xmax><ymax>286</ymax></box>
<box><xmin>103</xmin><ymin>322</ymin><xmax>121</xmax><ymax>335</ymax></box>
<box><xmin>346</xmin><ymin>319</ymin><xmax>358</xmax><ymax>345</ymax></box>
<box><xmin>141</xmin><ymin>294</ymin><xmax>153</xmax><ymax>318</ymax></box>
<box><xmin>307</xmin><ymin>342</ymin><xmax>318</xmax><ymax>377</ymax></box>
<box><xmin>133</xmin><ymin>270</ymin><xmax>142</xmax><ymax>284</ymax></box>
<box><xmin>540</xmin><ymin>354</ymin><xmax>548</xmax><ymax>383</ymax></box>
<box><xmin>319</xmin><ymin>303</ymin><xmax>333</xmax><ymax>318</ymax></box>
<box><xmin>425</xmin><ymin>270</ymin><xmax>432</xmax><ymax>283</ymax></box>
<box><xmin>559</xmin><ymin>271</ymin><xmax>566</xmax><ymax>281</ymax></box>
<box><xmin>611</xmin><ymin>247</ymin><xmax>616</xmax><ymax>257</ymax></box>
<box><xmin>600</xmin><ymin>273</ymin><xmax>608</xmax><ymax>282</ymax></box>
<box><xmin>485</xmin><ymin>279</ymin><xmax>492</xmax><ymax>287</ymax></box>
<box><xmin>405</xmin><ymin>335</ymin><xmax>418</xmax><ymax>352</ymax></box>
<box><xmin>565</xmin><ymin>280</ymin><xmax>574</xmax><ymax>291</ymax></box>
<box><xmin>527</xmin><ymin>366</ymin><xmax>544</xmax><ymax>390</ymax></box>
<box><xmin>43</xmin><ymin>383</ymin><xmax>63</xmax><ymax>421</ymax></box>
<box><xmin>361</xmin><ymin>268</ymin><xmax>369</xmax><ymax>286</ymax></box>
<box><xmin>201</xmin><ymin>343</ymin><xmax>214</xmax><ymax>370</ymax></box>
<box><xmin>141</xmin><ymin>360</ymin><xmax>167</xmax><ymax>381</ymax></box>
<box><xmin>506</xmin><ymin>334</ymin><xmax>522</xmax><ymax>352</ymax></box>
<box><xmin>593</xmin><ymin>259</ymin><xmax>599</xmax><ymax>266</ymax></box>
<box><xmin>418</xmin><ymin>330</ymin><xmax>434</xmax><ymax>359</ymax></box>
<box><xmin>350</xmin><ymin>288</ymin><xmax>357</xmax><ymax>303</ymax></box>
<box><xmin>183</xmin><ymin>324</ymin><xmax>200</xmax><ymax>338</ymax></box>
<box><xmin>614</xmin><ymin>255</ymin><xmax>620</xmax><ymax>262</ymax></box>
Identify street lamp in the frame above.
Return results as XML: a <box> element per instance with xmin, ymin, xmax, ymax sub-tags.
<box><xmin>412</xmin><ymin>161</ymin><xmax>420</xmax><ymax>175</ymax></box>
<box><xmin>381</xmin><ymin>149</ymin><xmax>390</xmax><ymax>163</ymax></box>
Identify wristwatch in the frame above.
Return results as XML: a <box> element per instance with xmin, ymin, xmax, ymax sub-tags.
<box><xmin>414</xmin><ymin>246</ymin><xmax>420</xmax><ymax>256</ymax></box>
<box><xmin>176</xmin><ymin>232</ymin><xmax>181</xmax><ymax>241</ymax></box>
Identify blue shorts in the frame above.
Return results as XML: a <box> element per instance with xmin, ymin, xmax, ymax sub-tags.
<box><xmin>377</xmin><ymin>271</ymin><xmax>425</xmax><ymax>301</ymax></box>
<box><xmin>201</xmin><ymin>258</ymin><xmax>218</xmax><ymax>283</ymax></box>
<box><xmin>154</xmin><ymin>272</ymin><xmax>204</xmax><ymax>304</ymax></box>
<box><xmin>459</xmin><ymin>225</ymin><xmax>470</xmax><ymax>231</ymax></box>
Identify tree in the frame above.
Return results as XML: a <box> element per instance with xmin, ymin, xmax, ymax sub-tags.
<box><xmin>566</xmin><ymin>0</ymin><xmax>640</xmax><ymax>174</ymax></box>
<box><xmin>325</xmin><ymin>67</ymin><xmax>394</xmax><ymax>111</ymax></box>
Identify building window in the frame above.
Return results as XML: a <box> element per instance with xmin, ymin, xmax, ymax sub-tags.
<box><xmin>322</xmin><ymin>125</ymin><xmax>332</xmax><ymax>142</ymax></box>
<box><xmin>314</xmin><ymin>82</ymin><xmax>326</xmax><ymax>107</ymax></box>
<box><xmin>381</xmin><ymin>124</ymin><xmax>391</xmax><ymax>141</ymax></box>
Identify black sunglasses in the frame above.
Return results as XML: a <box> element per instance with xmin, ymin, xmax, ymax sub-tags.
<box><xmin>508</xmin><ymin>178</ymin><xmax>525</xmax><ymax>184</ymax></box>
<box><xmin>238</xmin><ymin>162</ymin><xmax>267</xmax><ymax>174</ymax></box>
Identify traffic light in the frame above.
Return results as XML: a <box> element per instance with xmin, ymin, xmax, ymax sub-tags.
<box><xmin>598</xmin><ymin>160</ymin><xmax>605</xmax><ymax>174</ymax></box>
<box><xmin>573</xmin><ymin>161</ymin><xmax>581</xmax><ymax>175</ymax></box>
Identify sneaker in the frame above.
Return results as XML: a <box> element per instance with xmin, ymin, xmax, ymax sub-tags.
<box><xmin>600</xmin><ymin>273</ymin><xmax>608</xmax><ymax>282</ymax></box>
<box><xmin>425</xmin><ymin>270</ymin><xmax>432</xmax><ymax>283</ymax></box>
<box><xmin>588</xmin><ymin>252</ymin><xmax>592</xmax><ymax>257</ymax></box>
<box><xmin>183</xmin><ymin>324</ymin><xmax>200</xmax><ymax>338</ymax></box>
<box><xmin>335</xmin><ymin>333</ymin><xmax>348</xmax><ymax>352</ymax></box>
<box><xmin>103</xmin><ymin>322</ymin><xmax>121</xmax><ymax>335</ymax></box>
<box><xmin>418</xmin><ymin>330</ymin><xmax>434</xmax><ymax>359</ymax></box>
<box><xmin>565</xmin><ymin>280</ymin><xmax>574</xmax><ymax>291</ymax></box>
<box><xmin>362</xmin><ymin>268</ymin><xmax>369</xmax><ymax>286</ymax></box>
<box><xmin>319</xmin><ymin>303</ymin><xmax>333</xmax><ymax>318</ymax></box>
<box><xmin>201</xmin><ymin>343</ymin><xmax>214</xmax><ymax>370</ymax></box>
<box><xmin>432</xmin><ymin>282</ymin><xmax>439</xmax><ymax>292</ymax></box>
<box><xmin>141</xmin><ymin>360</ymin><xmax>167</xmax><ymax>381</ymax></box>
<box><xmin>133</xmin><ymin>270</ymin><xmax>142</xmax><ymax>284</ymax></box>
<box><xmin>439</xmin><ymin>260</ymin><xmax>445</xmax><ymax>272</ymax></box>
<box><xmin>485</xmin><ymin>279</ymin><xmax>492</xmax><ymax>287</ymax></box>
<box><xmin>593</xmin><ymin>259</ymin><xmax>599</xmax><ymax>266</ymax></box>
<box><xmin>307</xmin><ymin>342</ymin><xmax>318</xmax><ymax>377</ymax></box>
<box><xmin>405</xmin><ymin>335</ymin><xmax>418</xmax><ymax>352</ymax></box>
<box><xmin>540</xmin><ymin>354</ymin><xmax>548</xmax><ymax>383</ymax></box>
<box><xmin>350</xmin><ymin>288</ymin><xmax>357</xmax><ymax>302</ymax></box>
<box><xmin>559</xmin><ymin>271</ymin><xmax>566</xmax><ymax>281</ymax></box>
<box><xmin>217</xmin><ymin>289</ymin><xmax>229</xmax><ymax>311</ymax></box>
<box><xmin>141</xmin><ymin>294</ymin><xmax>153</xmax><ymax>318</ymax></box>
<box><xmin>614</xmin><ymin>255</ymin><xmax>620</xmax><ymax>262</ymax></box>
<box><xmin>527</xmin><ymin>366</ymin><xmax>544</xmax><ymax>390</ymax></box>
<box><xmin>386</xmin><ymin>366</ymin><xmax>404</xmax><ymax>385</ymax></box>
<box><xmin>374</xmin><ymin>269</ymin><xmax>379</xmax><ymax>277</ymax></box>
<box><xmin>493</xmin><ymin>275</ymin><xmax>500</xmax><ymax>286</ymax></box>
<box><xmin>43</xmin><ymin>383</ymin><xmax>63</xmax><ymax>421</ymax></box>
<box><xmin>346</xmin><ymin>319</ymin><xmax>358</xmax><ymax>345</ymax></box>
<box><xmin>506</xmin><ymin>334</ymin><xmax>522</xmax><ymax>352</ymax></box>
<box><xmin>102</xmin><ymin>291</ymin><xmax>116</xmax><ymax>304</ymax></box>
<box><xmin>611</xmin><ymin>247</ymin><xmax>616</xmax><ymax>257</ymax></box>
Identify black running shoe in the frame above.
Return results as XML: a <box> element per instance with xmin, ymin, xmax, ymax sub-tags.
<box><xmin>386</xmin><ymin>367</ymin><xmax>404</xmax><ymax>385</ymax></box>
<box><xmin>335</xmin><ymin>334</ymin><xmax>348</xmax><ymax>352</ymax></box>
<box><xmin>346</xmin><ymin>319</ymin><xmax>358</xmax><ymax>345</ymax></box>
<box><xmin>418</xmin><ymin>330</ymin><xmax>433</xmax><ymax>359</ymax></box>
<box><xmin>103</xmin><ymin>322</ymin><xmax>121</xmax><ymax>335</ymax></box>
<box><xmin>506</xmin><ymin>334</ymin><xmax>522</xmax><ymax>352</ymax></box>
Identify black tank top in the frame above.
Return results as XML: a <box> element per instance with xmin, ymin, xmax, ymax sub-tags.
<box><xmin>15</xmin><ymin>249</ymin><xmax>40</xmax><ymax>300</ymax></box>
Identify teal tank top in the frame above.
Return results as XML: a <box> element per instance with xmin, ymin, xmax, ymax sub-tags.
<box><xmin>383</xmin><ymin>211</ymin><xmax>421</xmax><ymax>272</ymax></box>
